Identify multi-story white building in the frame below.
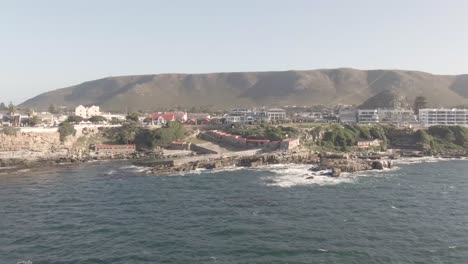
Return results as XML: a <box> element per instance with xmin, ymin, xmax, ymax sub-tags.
<box><xmin>265</xmin><ymin>108</ymin><xmax>287</xmax><ymax>120</ymax></box>
<box><xmin>358</xmin><ymin>109</ymin><xmax>379</xmax><ymax>124</ymax></box>
<box><xmin>224</xmin><ymin>107</ymin><xmax>277</xmax><ymax>124</ymax></box>
<box><xmin>358</xmin><ymin>109</ymin><xmax>417</xmax><ymax>126</ymax></box>
<box><xmin>419</xmin><ymin>108</ymin><xmax>468</xmax><ymax>127</ymax></box>
<box><xmin>75</xmin><ymin>105</ymin><xmax>101</xmax><ymax>119</ymax></box>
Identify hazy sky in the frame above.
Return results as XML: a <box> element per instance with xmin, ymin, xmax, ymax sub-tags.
<box><xmin>1</xmin><ymin>0</ymin><xmax>468</xmax><ymax>104</ymax></box>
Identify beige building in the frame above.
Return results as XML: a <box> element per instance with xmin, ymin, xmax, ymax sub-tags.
<box><xmin>75</xmin><ymin>105</ymin><xmax>101</xmax><ymax>119</ymax></box>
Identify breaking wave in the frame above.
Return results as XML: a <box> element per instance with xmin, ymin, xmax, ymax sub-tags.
<box><xmin>254</xmin><ymin>164</ymin><xmax>355</xmax><ymax>187</ymax></box>
<box><xmin>393</xmin><ymin>156</ymin><xmax>467</xmax><ymax>165</ymax></box>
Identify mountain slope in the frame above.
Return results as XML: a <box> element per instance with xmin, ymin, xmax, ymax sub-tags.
<box><xmin>20</xmin><ymin>68</ymin><xmax>468</xmax><ymax>111</ymax></box>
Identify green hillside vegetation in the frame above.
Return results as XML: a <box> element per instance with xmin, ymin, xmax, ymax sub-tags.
<box><xmin>302</xmin><ymin>124</ymin><xmax>388</xmax><ymax>151</ymax></box>
<box><xmin>423</xmin><ymin>126</ymin><xmax>468</xmax><ymax>154</ymax></box>
<box><xmin>301</xmin><ymin>124</ymin><xmax>468</xmax><ymax>154</ymax></box>
<box><xmin>102</xmin><ymin>121</ymin><xmax>187</xmax><ymax>149</ymax></box>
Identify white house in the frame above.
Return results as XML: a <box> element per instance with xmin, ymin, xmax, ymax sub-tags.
<box><xmin>75</xmin><ymin>105</ymin><xmax>101</xmax><ymax>119</ymax></box>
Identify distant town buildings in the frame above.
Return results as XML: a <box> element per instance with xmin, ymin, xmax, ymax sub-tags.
<box><xmin>357</xmin><ymin>109</ymin><xmax>417</xmax><ymax>126</ymax></box>
<box><xmin>224</xmin><ymin>107</ymin><xmax>286</xmax><ymax>124</ymax></box>
<box><xmin>150</xmin><ymin>112</ymin><xmax>188</xmax><ymax>125</ymax></box>
<box><xmin>419</xmin><ymin>108</ymin><xmax>468</xmax><ymax>127</ymax></box>
<box><xmin>358</xmin><ymin>109</ymin><xmax>379</xmax><ymax>124</ymax></box>
<box><xmin>75</xmin><ymin>105</ymin><xmax>100</xmax><ymax>119</ymax></box>
<box><xmin>265</xmin><ymin>108</ymin><xmax>287</xmax><ymax>120</ymax></box>
<box><xmin>338</xmin><ymin>110</ymin><xmax>358</xmax><ymax>124</ymax></box>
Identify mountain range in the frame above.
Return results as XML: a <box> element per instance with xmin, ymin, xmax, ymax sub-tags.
<box><xmin>19</xmin><ymin>68</ymin><xmax>468</xmax><ymax>111</ymax></box>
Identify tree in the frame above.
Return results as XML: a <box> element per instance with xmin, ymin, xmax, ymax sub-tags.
<box><xmin>126</xmin><ymin>112</ymin><xmax>140</xmax><ymax>122</ymax></box>
<box><xmin>66</xmin><ymin>115</ymin><xmax>84</xmax><ymax>123</ymax></box>
<box><xmin>116</xmin><ymin>122</ymin><xmax>139</xmax><ymax>144</ymax></box>
<box><xmin>88</xmin><ymin>116</ymin><xmax>107</xmax><ymax>124</ymax></box>
<box><xmin>29</xmin><ymin>116</ymin><xmax>42</xmax><ymax>127</ymax></box>
<box><xmin>0</xmin><ymin>102</ymin><xmax>6</xmax><ymax>110</ymax></box>
<box><xmin>58</xmin><ymin>122</ymin><xmax>76</xmax><ymax>142</ymax></box>
<box><xmin>143</xmin><ymin>117</ymin><xmax>153</xmax><ymax>124</ymax></box>
<box><xmin>414</xmin><ymin>96</ymin><xmax>427</xmax><ymax>115</ymax></box>
<box><xmin>110</xmin><ymin>117</ymin><xmax>123</xmax><ymax>125</ymax></box>
<box><xmin>48</xmin><ymin>104</ymin><xmax>58</xmax><ymax>114</ymax></box>
<box><xmin>7</xmin><ymin>102</ymin><xmax>16</xmax><ymax>115</ymax></box>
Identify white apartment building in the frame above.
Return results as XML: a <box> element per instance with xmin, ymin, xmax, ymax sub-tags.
<box><xmin>419</xmin><ymin>108</ymin><xmax>468</xmax><ymax>127</ymax></box>
<box><xmin>265</xmin><ymin>108</ymin><xmax>287</xmax><ymax>120</ymax></box>
<box><xmin>358</xmin><ymin>109</ymin><xmax>379</xmax><ymax>124</ymax></box>
<box><xmin>75</xmin><ymin>105</ymin><xmax>101</xmax><ymax>119</ymax></box>
<box><xmin>358</xmin><ymin>109</ymin><xmax>417</xmax><ymax>126</ymax></box>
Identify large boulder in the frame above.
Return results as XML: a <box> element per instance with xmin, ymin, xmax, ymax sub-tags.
<box><xmin>331</xmin><ymin>167</ymin><xmax>341</xmax><ymax>177</ymax></box>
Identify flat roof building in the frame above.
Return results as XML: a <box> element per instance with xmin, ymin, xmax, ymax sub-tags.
<box><xmin>419</xmin><ymin>108</ymin><xmax>468</xmax><ymax>127</ymax></box>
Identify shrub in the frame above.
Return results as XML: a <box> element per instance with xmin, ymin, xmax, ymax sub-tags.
<box><xmin>66</xmin><ymin>115</ymin><xmax>84</xmax><ymax>124</ymax></box>
<box><xmin>58</xmin><ymin>122</ymin><xmax>76</xmax><ymax>142</ymax></box>
<box><xmin>1</xmin><ymin>127</ymin><xmax>20</xmax><ymax>136</ymax></box>
<box><xmin>88</xmin><ymin>116</ymin><xmax>107</xmax><ymax>123</ymax></box>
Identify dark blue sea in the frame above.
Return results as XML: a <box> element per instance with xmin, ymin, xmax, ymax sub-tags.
<box><xmin>1</xmin><ymin>158</ymin><xmax>468</xmax><ymax>264</ymax></box>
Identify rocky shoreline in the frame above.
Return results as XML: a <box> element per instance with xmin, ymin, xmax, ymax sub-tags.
<box><xmin>143</xmin><ymin>150</ymin><xmax>397</xmax><ymax>177</ymax></box>
<box><xmin>2</xmin><ymin>148</ymin><xmax>467</xmax><ymax>177</ymax></box>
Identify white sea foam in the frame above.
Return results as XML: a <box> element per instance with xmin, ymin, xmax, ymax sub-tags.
<box><xmin>393</xmin><ymin>156</ymin><xmax>467</xmax><ymax>165</ymax></box>
<box><xmin>105</xmin><ymin>170</ymin><xmax>117</xmax><ymax>175</ymax></box>
<box><xmin>255</xmin><ymin>164</ymin><xmax>355</xmax><ymax>187</ymax></box>
<box><xmin>119</xmin><ymin>165</ymin><xmax>152</xmax><ymax>172</ymax></box>
<box><xmin>174</xmin><ymin>166</ymin><xmax>245</xmax><ymax>176</ymax></box>
<box><xmin>17</xmin><ymin>261</ymin><xmax>33</xmax><ymax>264</ymax></box>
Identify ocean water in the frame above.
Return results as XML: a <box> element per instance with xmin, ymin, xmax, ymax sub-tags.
<box><xmin>1</xmin><ymin>159</ymin><xmax>468</xmax><ymax>264</ymax></box>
